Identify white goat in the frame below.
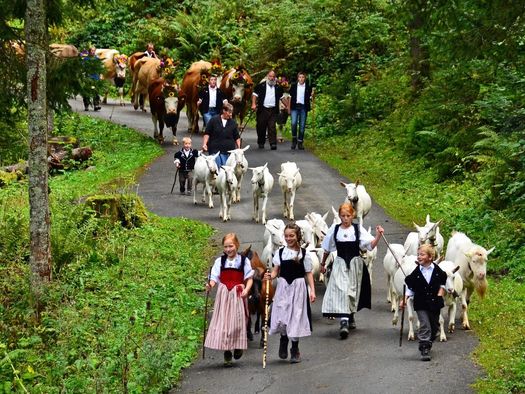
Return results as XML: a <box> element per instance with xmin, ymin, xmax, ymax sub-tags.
<box><xmin>438</xmin><ymin>260</ymin><xmax>463</xmax><ymax>341</ymax></box>
<box><xmin>296</xmin><ymin>220</ymin><xmax>316</xmax><ymax>249</ymax></box>
<box><xmin>382</xmin><ymin>243</ymin><xmax>406</xmax><ymax>309</ymax></box>
<box><xmin>278</xmin><ymin>162</ymin><xmax>302</xmax><ymax>220</ymax></box>
<box><xmin>392</xmin><ymin>255</ymin><xmax>419</xmax><ymax>340</ymax></box>
<box><xmin>331</xmin><ymin>206</ymin><xmax>341</xmax><ymax>226</ymax></box>
<box><xmin>216</xmin><ymin>165</ymin><xmax>238</xmax><ymax>222</ymax></box>
<box><xmin>361</xmin><ymin>226</ymin><xmax>378</xmax><ymax>286</ymax></box>
<box><xmin>305</xmin><ymin>211</ymin><xmax>329</xmax><ymax>247</ymax></box>
<box><xmin>193</xmin><ymin>153</ymin><xmax>220</xmax><ymax>208</ymax></box>
<box><xmin>340</xmin><ymin>181</ymin><xmax>372</xmax><ymax>226</ymax></box>
<box><xmin>261</xmin><ymin>219</ymin><xmax>285</xmax><ymax>267</ymax></box>
<box><xmin>445</xmin><ymin>231</ymin><xmax>494</xmax><ymax>330</ymax></box>
<box><xmin>225</xmin><ymin>145</ymin><xmax>250</xmax><ymax>203</ymax></box>
<box><xmin>249</xmin><ymin>163</ymin><xmax>274</xmax><ymax>224</ymax></box>
<box><xmin>404</xmin><ymin>214</ymin><xmax>445</xmax><ymax>257</ymax></box>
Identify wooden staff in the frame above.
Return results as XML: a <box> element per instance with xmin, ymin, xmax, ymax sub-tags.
<box><xmin>380</xmin><ymin>233</ymin><xmax>408</xmax><ymax>347</ymax></box>
<box><xmin>170</xmin><ymin>168</ymin><xmax>179</xmax><ymax>194</ymax></box>
<box><xmin>262</xmin><ymin>268</ymin><xmax>270</xmax><ymax>368</ymax></box>
<box><xmin>202</xmin><ymin>265</ymin><xmax>212</xmax><ymax>359</ymax></box>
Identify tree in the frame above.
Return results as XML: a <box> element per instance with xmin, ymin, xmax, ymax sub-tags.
<box><xmin>26</xmin><ymin>0</ymin><xmax>51</xmax><ymax>315</ymax></box>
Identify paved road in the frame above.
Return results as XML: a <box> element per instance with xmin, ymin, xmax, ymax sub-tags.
<box><xmin>71</xmin><ymin>98</ymin><xmax>480</xmax><ymax>394</ymax></box>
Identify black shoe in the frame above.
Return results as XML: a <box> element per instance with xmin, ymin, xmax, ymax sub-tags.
<box><xmin>233</xmin><ymin>349</ymin><xmax>243</xmax><ymax>360</ymax></box>
<box><xmin>270</xmin><ymin>144</ymin><xmax>277</xmax><ymax>150</ymax></box>
<box><xmin>298</xmin><ymin>141</ymin><xmax>304</xmax><ymax>150</ymax></box>
<box><xmin>291</xmin><ymin>138</ymin><xmax>297</xmax><ymax>150</ymax></box>
<box><xmin>348</xmin><ymin>313</ymin><xmax>356</xmax><ymax>329</ymax></box>
<box><xmin>420</xmin><ymin>347</ymin><xmax>431</xmax><ymax>361</ymax></box>
<box><xmin>290</xmin><ymin>344</ymin><xmax>301</xmax><ymax>363</ymax></box>
<box><xmin>84</xmin><ymin>107</ymin><xmax>89</xmax><ymax>111</ymax></box>
<box><xmin>258</xmin><ymin>144</ymin><xmax>265</xmax><ymax>149</ymax></box>
<box><xmin>339</xmin><ymin>320</ymin><xmax>349</xmax><ymax>339</ymax></box>
<box><xmin>278</xmin><ymin>335</ymin><xmax>289</xmax><ymax>359</ymax></box>
<box><xmin>94</xmin><ymin>106</ymin><xmax>101</xmax><ymax>111</ymax></box>
<box><xmin>224</xmin><ymin>350</ymin><xmax>233</xmax><ymax>367</ymax></box>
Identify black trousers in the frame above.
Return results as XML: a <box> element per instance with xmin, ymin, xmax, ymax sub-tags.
<box><xmin>256</xmin><ymin>107</ymin><xmax>277</xmax><ymax>146</ymax></box>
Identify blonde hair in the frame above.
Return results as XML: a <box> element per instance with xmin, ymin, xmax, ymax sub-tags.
<box><xmin>222</xmin><ymin>233</ymin><xmax>240</xmax><ymax>250</ymax></box>
<box><xmin>338</xmin><ymin>202</ymin><xmax>355</xmax><ymax>217</ymax></box>
<box><xmin>418</xmin><ymin>244</ymin><xmax>436</xmax><ymax>260</ymax></box>
<box><xmin>182</xmin><ymin>136</ymin><xmax>192</xmax><ymax>144</ymax></box>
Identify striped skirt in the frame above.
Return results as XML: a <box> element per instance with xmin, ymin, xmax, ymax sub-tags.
<box><xmin>322</xmin><ymin>256</ymin><xmax>365</xmax><ymax>318</ymax></box>
<box><xmin>269</xmin><ymin>277</ymin><xmax>311</xmax><ymax>338</ymax></box>
<box><xmin>204</xmin><ymin>283</ymin><xmax>248</xmax><ymax>351</ymax></box>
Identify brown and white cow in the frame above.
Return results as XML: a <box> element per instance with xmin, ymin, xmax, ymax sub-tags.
<box><xmin>181</xmin><ymin>60</ymin><xmax>212</xmax><ymax>134</ymax></box>
<box><xmin>220</xmin><ymin>66</ymin><xmax>253</xmax><ymax>128</ymax></box>
<box><xmin>95</xmin><ymin>49</ymin><xmax>128</xmax><ymax>105</ymax></box>
<box><xmin>148</xmin><ymin>78</ymin><xmax>186</xmax><ymax>145</ymax></box>
<box><xmin>131</xmin><ymin>57</ymin><xmax>161</xmax><ymax>111</ymax></box>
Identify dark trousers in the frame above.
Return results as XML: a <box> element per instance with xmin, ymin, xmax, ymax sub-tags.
<box><xmin>83</xmin><ymin>93</ymin><xmax>100</xmax><ymax>109</ymax></box>
<box><xmin>416</xmin><ymin>309</ymin><xmax>440</xmax><ymax>349</ymax></box>
<box><xmin>179</xmin><ymin>170</ymin><xmax>193</xmax><ymax>192</ymax></box>
<box><xmin>256</xmin><ymin>107</ymin><xmax>277</xmax><ymax>146</ymax></box>
<box><xmin>291</xmin><ymin>105</ymin><xmax>307</xmax><ymax>142</ymax></box>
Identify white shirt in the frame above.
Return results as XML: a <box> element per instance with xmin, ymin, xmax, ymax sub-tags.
<box><xmin>209</xmin><ymin>254</ymin><xmax>254</xmax><ymax>283</ymax></box>
<box><xmin>296</xmin><ymin>83</ymin><xmax>306</xmax><ymax>104</ymax></box>
<box><xmin>272</xmin><ymin>246</ymin><xmax>313</xmax><ymax>272</ymax></box>
<box><xmin>405</xmin><ymin>263</ymin><xmax>444</xmax><ymax>297</ymax></box>
<box><xmin>263</xmin><ymin>83</ymin><xmax>276</xmax><ymax>108</ymax></box>
<box><xmin>209</xmin><ymin>86</ymin><xmax>217</xmax><ymax>108</ymax></box>
<box><xmin>321</xmin><ymin>223</ymin><xmax>375</xmax><ymax>253</ymax></box>
<box><xmin>221</xmin><ymin>118</ymin><xmax>227</xmax><ymax>127</ymax></box>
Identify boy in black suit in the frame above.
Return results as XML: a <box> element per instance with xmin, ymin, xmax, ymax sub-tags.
<box><xmin>401</xmin><ymin>244</ymin><xmax>446</xmax><ymax>361</ymax></box>
<box><xmin>173</xmin><ymin>137</ymin><xmax>199</xmax><ymax>195</ymax></box>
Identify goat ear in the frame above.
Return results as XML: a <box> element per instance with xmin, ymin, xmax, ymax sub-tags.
<box><xmin>355</xmin><ymin>179</ymin><xmax>360</xmax><ymax>186</ymax></box>
<box><xmin>426</xmin><ymin>214</ymin><xmax>431</xmax><ymax>224</ymax></box>
<box><xmin>322</xmin><ymin>211</ymin><xmax>329</xmax><ymax>221</ymax></box>
<box><xmin>486</xmin><ymin>247</ymin><xmax>495</xmax><ymax>256</ymax></box>
<box><xmin>243</xmin><ymin>145</ymin><xmax>250</xmax><ymax>151</ymax></box>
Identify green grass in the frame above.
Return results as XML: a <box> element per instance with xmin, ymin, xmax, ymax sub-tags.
<box><xmin>0</xmin><ymin>113</ymin><xmax>215</xmax><ymax>392</ymax></box>
<box><xmin>307</xmin><ymin>125</ymin><xmax>525</xmax><ymax>393</ymax></box>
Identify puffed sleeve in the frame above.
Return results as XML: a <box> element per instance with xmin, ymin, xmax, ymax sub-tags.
<box><xmin>358</xmin><ymin>225</ymin><xmax>375</xmax><ymax>251</ymax></box>
<box><xmin>243</xmin><ymin>257</ymin><xmax>254</xmax><ymax>280</ymax></box>
<box><xmin>272</xmin><ymin>247</ymin><xmax>283</xmax><ymax>266</ymax></box>
<box><xmin>303</xmin><ymin>250</ymin><xmax>313</xmax><ymax>273</ymax></box>
<box><xmin>209</xmin><ymin>257</ymin><xmax>222</xmax><ymax>283</ymax></box>
<box><xmin>321</xmin><ymin>224</ymin><xmax>337</xmax><ymax>252</ymax></box>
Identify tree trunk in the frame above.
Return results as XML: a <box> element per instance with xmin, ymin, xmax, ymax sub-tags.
<box><xmin>407</xmin><ymin>3</ymin><xmax>430</xmax><ymax>96</ymax></box>
<box><xmin>26</xmin><ymin>0</ymin><xmax>52</xmax><ymax>314</ymax></box>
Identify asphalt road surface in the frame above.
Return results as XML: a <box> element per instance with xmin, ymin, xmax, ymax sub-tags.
<box><xmin>71</xmin><ymin>98</ymin><xmax>480</xmax><ymax>394</ymax></box>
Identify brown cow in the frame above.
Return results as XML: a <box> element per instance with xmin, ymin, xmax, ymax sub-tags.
<box><xmin>220</xmin><ymin>66</ymin><xmax>254</xmax><ymax>129</ymax></box>
<box><xmin>241</xmin><ymin>245</ymin><xmax>274</xmax><ymax>347</ymax></box>
<box><xmin>181</xmin><ymin>60</ymin><xmax>213</xmax><ymax>134</ymax></box>
<box><xmin>148</xmin><ymin>78</ymin><xmax>186</xmax><ymax>145</ymax></box>
<box><xmin>95</xmin><ymin>49</ymin><xmax>128</xmax><ymax>105</ymax></box>
<box><xmin>131</xmin><ymin>57</ymin><xmax>160</xmax><ymax>111</ymax></box>
<box><xmin>11</xmin><ymin>42</ymin><xmax>79</xmax><ymax>58</ymax></box>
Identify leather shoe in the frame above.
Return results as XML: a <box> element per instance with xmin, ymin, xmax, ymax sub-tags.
<box><xmin>270</xmin><ymin>144</ymin><xmax>277</xmax><ymax>150</ymax></box>
<box><xmin>258</xmin><ymin>144</ymin><xmax>265</xmax><ymax>149</ymax></box>
<box><xmin>339</xmin><ymin>320</ymin><xmax>349</xmax><ymax>339</ymax></box>
<box><xmin>233</xmin><ymin>349</ymin><xmax>243</xmax><ymax>360</ymax></box>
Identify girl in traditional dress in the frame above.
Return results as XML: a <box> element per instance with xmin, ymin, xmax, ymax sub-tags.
<box><xmin>205</xmin><ymin>233</ymin><xmax>254</xmax><ymax>366</ymax></box>
<box><xmin>265</xmin><ymin>223</ymin><xmax>316</xmax><ymax>363</ymax></box>
<box><xmin>320</xmin><ymin>203</ymin><xmax>384</xmax><ymax>339</ymax></box>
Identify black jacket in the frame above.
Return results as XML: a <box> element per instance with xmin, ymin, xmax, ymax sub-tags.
<box><xmin>405</xmin><ymin>264</ymin><xmax>447</xmax><ymax>312</ymax></box>
<box><xmin>253</xmin><ymin>82</ymin><xmax>283</xmax><ymax>114</ymax></box>
<box><xmin>289</xmin><ymin>82</ymin><xmax>313</xmax><ymax>112</ymax></box>
<box><xmin>174</xmin><ymin>149</ymin><xmax>199</xmax><ymax>172</ymax></box>
<box><xmin>198</xmin><ymin>86</ymin><xmax>226</xmax><ymax>114</ymax></box>
<box><xmin>204</xmin><ymin>115</ymin><xmax>240</xmax><ymax>154</ymax></box>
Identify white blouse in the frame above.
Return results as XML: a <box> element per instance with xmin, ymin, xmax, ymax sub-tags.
<box><xmin>209</xmin><ymin>254</ymin><xmax>254</xmax><ymax>283</ymax></box>
<box><xmin>272</xmin><ymin>246</ymin><xmax>313</xmax><ymax>272</ymax></box>
<box><xmin>321</xmin><ymin>223</ymin><xmax>375</xmax><ymax>253</ymax></box>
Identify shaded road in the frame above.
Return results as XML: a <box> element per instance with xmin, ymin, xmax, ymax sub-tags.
<box><xmin>70</xmin><ymin>98</ymin><xmax>480</xmax><ymax>394</ymax></box>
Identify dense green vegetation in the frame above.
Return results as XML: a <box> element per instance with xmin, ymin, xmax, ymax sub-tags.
<box><xmin>0</xmin><ymin>115</ymin><xmax>214</xmax><ymax>392</ymax></box>
<box><xmin>1</xmin><ymin>0</ymin><xmax>524</xmax><ymax>392</ymax></box>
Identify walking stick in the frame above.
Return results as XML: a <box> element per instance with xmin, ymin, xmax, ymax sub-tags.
<box><xmin>239</xmin><ymin>109</ymin><xmax>254</xmax><ymax>148</ymax></box>
<box><xmin>380</xmin><ymin>233</ymin><xmax>408</xmax><ymax>347</ymax></box>
<box><xmin>202</xmin><ymin>265</ymin><xmax>212</xmax><ymax>359</ymax></box>
<box><xmin>262</xmin><ymin>268</ymin><xmax>270</xmax><ymax>369</ymax></box>
<box><xmin>170</xmin><ymin>168</ymin><xmax>179</xmax><ymax>194</ymax></box>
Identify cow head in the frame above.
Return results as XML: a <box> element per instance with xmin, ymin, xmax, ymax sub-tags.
<box><xmin>113</xmin><ymin>54</ymin><xmax>128</xmax><ymax>79</ymax></box>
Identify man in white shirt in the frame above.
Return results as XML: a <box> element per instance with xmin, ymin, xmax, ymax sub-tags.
<box><xmin>251</xmin><ymin>70</ymin><xmax>284</xmax><ymax>150</ymax></box>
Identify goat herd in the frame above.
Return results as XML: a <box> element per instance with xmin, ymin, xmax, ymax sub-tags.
<box><xmin>191</xmin><ymin>145</ymin><xmax>495</xmax><ymax>344</ymax></box>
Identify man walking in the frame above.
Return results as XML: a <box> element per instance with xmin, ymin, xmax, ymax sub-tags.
<box><xmin>251</xmin><ymin>70</ymin><xmax>283</xmax><ymax>150</ymax></box>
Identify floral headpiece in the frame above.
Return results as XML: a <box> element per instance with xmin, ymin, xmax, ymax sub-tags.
<box><xmin>276</xmin><ymin>76</ymin><xmax>290</xmax><ymax>91</ymax></box>
<box><xmin>80</xmin><ymin>50</ymin><xmax>89</xmax><ymax>58</ymax></box>
<box><xmin>210</xmin><ymin>62</ymin><xmax>224</xmax><ymax>77</ymax></box>
<box><xmin>231</xmin><ymin>67</ymin><xmax>247</xmax><ymax>85</ymax></box>
<box><xmin>160</xmin><ymin>57</ymin><xmax>178</xmax><ymax>82</ymax></box>
<box><xmin>113</xmin><ymin>54</ymin><xmax>128</xmax><ymax>64</ymax></box>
